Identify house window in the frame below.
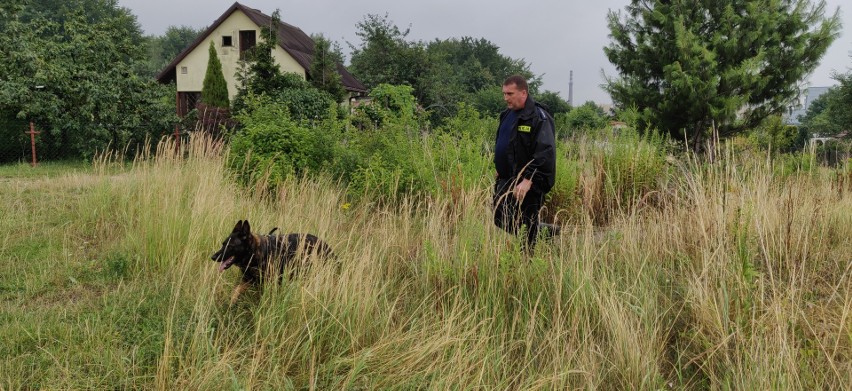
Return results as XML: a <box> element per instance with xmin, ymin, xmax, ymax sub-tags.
<box><xmin>180</xmin><ymin>66</ymin><xmax>188</xmax><ymax>74</ymax></box>
<box><xmin>222</xmin><ymin>35</ymin><xmax>233</xmax><ymax>47</ymax></box>
<box><xmin>239</xmin><ymin>30</ymin><xmax>257</xmax><ymax>60</ymax></box>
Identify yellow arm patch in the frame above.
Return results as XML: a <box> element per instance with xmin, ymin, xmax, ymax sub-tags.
<box><xmin>517</xmin><ymin>125</ymin><xmax>531</xmax><ymax>133</ymax></box>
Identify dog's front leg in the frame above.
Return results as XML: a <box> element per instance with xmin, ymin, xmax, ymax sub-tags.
<box><xmin>230</xmin><ymin>281</ymin><xmax>251</xmax><ymax>305</ymax></box>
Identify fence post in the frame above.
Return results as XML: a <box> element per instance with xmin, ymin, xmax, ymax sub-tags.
<box><xmin>174</xmin><ymin>124</ymin><xmax>181</xmax><ymax>155</ymax></box>
<box><xmin>26</xmin><ymin>122</ymin><xmax>40</xmax><ymax>167</ymax></box>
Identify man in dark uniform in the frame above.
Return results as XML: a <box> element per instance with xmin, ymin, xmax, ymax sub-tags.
<box><xmin>493</xmin><ymin>75</ymin><xmax>558</xmax><ymax>250</ymax></box>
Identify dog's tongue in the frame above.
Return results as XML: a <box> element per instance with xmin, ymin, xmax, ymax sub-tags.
<box><xmin>218</xmin><ymin>256</ymin><xmax>235</xmax><ymax>272</ymax></box>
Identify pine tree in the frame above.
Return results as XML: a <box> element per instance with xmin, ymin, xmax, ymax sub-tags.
<box><xmin>201</xmin><ymin>40</ymin><xmax>229</xmax><ymax>108</ymax></box>
<box><xmin>604</xmin><ymin>0</ymin><xmax>841</xmax><ymax>150</ymax></box>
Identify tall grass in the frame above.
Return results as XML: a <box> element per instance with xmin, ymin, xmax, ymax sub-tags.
<box><xmin>1</xmin><ymin>134</ymin><xmax>849</xmax><ymax>389</ymax></box>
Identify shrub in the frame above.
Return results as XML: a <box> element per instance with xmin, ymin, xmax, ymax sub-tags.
<box><xmin>344</xmin><ymin>120</ymin><xmax>431</xmax><ymax>200</ymax></box>
<box><xmin>563</xmin><ymin>101</ymin><xmax>608</xmax><ymax>134</ymax></box>
<box><xmin>229</xmin><ymin>96</ymin><xmax>337</xmax><ymax>187</ymax></box>
<box><xmin>429</xmin><ymin>104</ymin><xmax>495</xmax><ymax>193</ymax></box>
<box><xmin>351</xmin><ymin>84</ymin><xmax>420</xmax><ymax>130</ymax></box>
<box><xmin>233</xmin><ymin>70</ymin><xmax>338</xmax><ymax>123</ymax></box>
<box><xmin>748</xmin><ymin>114</ymin><xmax>806</xmax><ymax>153</ymax></box>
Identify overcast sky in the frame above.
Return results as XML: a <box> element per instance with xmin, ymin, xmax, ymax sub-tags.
<box><xmin>118</xmin><ymin>0</ymin><xmax>851</xmax><ymax>104</ymax></box>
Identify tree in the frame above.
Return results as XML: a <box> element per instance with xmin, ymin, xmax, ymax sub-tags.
<box><xmin>145</xmin><ymin>25</ymin><xmax>203</xmax><ymax>77</ymax></box>
<box><xmin>232</xmin><ymin>10</ymin><xmax>336</xmax><ymax>122</ymax></box>
<box><xmin>424</xmin><ymin>37</ymin><xmax>539</xmax><ymax>93</ymax></box>
<box><xmin>799</xmin><ymin>70</ymin><xmax>852</xmax><ymax>138</ymax></box>
<box><xmin>797</xmin><ymin>89</ymin><xmax>839</xmax><ymax>137</ymax></box>
<box><xmin>563</xmin><ymin>101</ymin><xmax>608</xmax><ymax>132</ymax></box>
<box><xmin>828</xmin><ymin>70</ymin><xmax>852</xmax><ymax>134</ymax></box>
<box><xmin>0</xmin><ymin>2</ymin><xmax>175</xmax><ymax>160</ymax></box>
<box><xmin>604</xmin><ymin>0</ymin><xmax>841</xmax><ymax>151</ymax></box>
<box><xmin>419</xmin><ymin>37</ymin><xmax>539</xmax><ymax>123</ymax></box>
<box><xmin>201</xmin><ymin>41</ymin><xmax>229</xmax><ymax>108</ymax></box>
<box><xmin>309</xmin><ymin>34</ymin><xmax>347</xmax><ymax>102</ymax></box>
<box><xmin>347</xmin><ymin>13</ymin><xmax>428</xmax><ymax>90</ymax></box>
<box><xmin>536</xmin><ymin>90</ymin><xmax>572</xmax><ymax>116</ymax></box>
<box><xmin>233</xmin><ymin>9</ymin><xmax>286</xmax><ymax>113</ymax></box>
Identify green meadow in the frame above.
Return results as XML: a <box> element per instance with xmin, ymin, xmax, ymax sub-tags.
<box><xmin>1</xmin><ymin>135</ymin><xmax>850</xmax><ymax>389</ymax></box>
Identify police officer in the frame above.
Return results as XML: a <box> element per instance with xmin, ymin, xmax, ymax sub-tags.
<box><xmin>493</xmin><ymin>75</ymin><xmax>558</xmax><ymax>250</ymax></box>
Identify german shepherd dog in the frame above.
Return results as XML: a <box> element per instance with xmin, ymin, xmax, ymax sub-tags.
<box><xmin>211</xmin><ymin>220</ymin><xmax>333</xmax><ymax>304</ymax></box>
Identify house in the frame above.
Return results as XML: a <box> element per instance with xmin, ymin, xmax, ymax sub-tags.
<box><xmin>156</xmin><ymin>2</ymin><xmax>367</xmax><ymax>116</ymax></box>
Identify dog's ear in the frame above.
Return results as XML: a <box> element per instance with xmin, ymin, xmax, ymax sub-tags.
<box><xmin>232</xmin><ymin>220</ymin><xmax>243</xmax><ymax>233</ymax></box>
<box><xmin>241</xmin><ymin>220</ymin><xmax>252</xmax><ymax>236</ymax></box>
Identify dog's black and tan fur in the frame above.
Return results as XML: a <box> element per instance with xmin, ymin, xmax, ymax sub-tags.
<box><xmin>211</xmin><ymin>220</ymin><xmax>333</xmax><ymax>304</ymax></box>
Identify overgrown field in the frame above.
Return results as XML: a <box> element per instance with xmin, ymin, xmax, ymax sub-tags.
<box><xmin>1</xmin><ymin>135</ymin><xmax>850</xmax><ymax>389</ymax></box>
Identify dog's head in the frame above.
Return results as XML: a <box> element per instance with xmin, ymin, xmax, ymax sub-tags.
<box><xmin>211</xmin><ymin>220</ymin><xmax>256</xmax><ymax>272</ymax></box>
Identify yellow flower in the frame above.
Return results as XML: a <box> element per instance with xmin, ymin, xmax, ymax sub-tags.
<box><xmin>341</xmin><ymin>203</ymin><xmax>351</xmax><ymax>211</ymax></box>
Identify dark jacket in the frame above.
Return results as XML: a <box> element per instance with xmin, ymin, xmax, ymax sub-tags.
<box><xmin>496</xmin><ymin>95</ymin><xmax>557</xmax><ymax>194</ymax></box>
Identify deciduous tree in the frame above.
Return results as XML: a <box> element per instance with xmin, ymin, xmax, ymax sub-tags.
<box><xmin>0</xmin><ymin>1</ymin><xmax>174</xmax><ymax>160</ymax></box>
<box><xmin>799</xmin><ymin>68</ymin><xmax>852</xmax><ymax>138</ymax></box>
<box><xmin>309</xmin><ymin>34</ymin><xmax>347</xmax><ymax>102</ymax></box>
<box><xmin>347</xmin><ymin>14</ymin><xmax>427</xmax><ymax>90</ymax></box>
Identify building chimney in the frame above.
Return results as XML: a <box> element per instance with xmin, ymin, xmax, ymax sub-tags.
<box><xmin>568</xmin><ymin>70</ymin><xmax>574</xmax><ymax>106</ymax></box>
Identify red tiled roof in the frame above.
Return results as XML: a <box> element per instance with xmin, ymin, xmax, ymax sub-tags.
<box><xmin>156</xmin><ymin>2</ymin><xmax>366</xmax><ymax>93</ymax></box>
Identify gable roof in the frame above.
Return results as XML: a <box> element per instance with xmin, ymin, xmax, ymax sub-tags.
<box><xmin>156</xmin><ymin>2</ymin><xmax>366</xmax><ymax>93</ymax></box>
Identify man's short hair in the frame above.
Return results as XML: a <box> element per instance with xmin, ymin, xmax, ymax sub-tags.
<box><xmin>503</xmin><ymin>75</ymin><xmax>529</xmax><ymax>92</ymax></box>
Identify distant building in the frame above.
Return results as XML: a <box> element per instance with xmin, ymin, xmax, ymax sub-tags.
<box><xmin>784</xmin><ymin>86</ymin><xmax>831</xmax><ymax>126</ymax></box>
<box><xmin>156</xmin><ymin>2</ymin><xmax>367</xmax><ymax>116</ymax></box>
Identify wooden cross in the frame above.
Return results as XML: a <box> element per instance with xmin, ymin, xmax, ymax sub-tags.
<box><xmin>26</xmin><ymin>122</ymin><xmax>40</xmax><ymax>167</ymax></box>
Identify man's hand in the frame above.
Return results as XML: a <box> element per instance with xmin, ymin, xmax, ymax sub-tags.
<box><xmin>514</xmin><ymin>178</ymin><xmax>532</xmax><ymax>201</ymax></box>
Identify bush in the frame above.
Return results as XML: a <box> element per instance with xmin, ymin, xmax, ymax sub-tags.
<box><xmin>229</xmin><ymin>96</ymin><xmax>338</xmax><ymax>187</ymax></box>
<box><xmin>344</xmin><ymin>121</ymin><xmax>431</xmax><ymax>200</ymax></box>
<box><xmin>233</xmin><ymin>72</ymin><xmax>338</xmax><ymax>123</ymax></box>
<box><xmin>748</xmin><ymin>114</ymin><xmax>806</xmax><ymax>153</ymax></box>
<box><xmin>429</xmin><ymin>103</ymin><xmax>495</xmax><ymax>192</ymax></box>
<box><xmin>562</xmin><ymin>101</ymin><xmax>608</xmax><ymax>135</ymax></box>
<box><xmin>774</xmin><ymin>150</ymin><xmax>817</xmax><ymax>178</ymax></box>
<box><xmin>343</xmin><ymin>102</ymin><xmax>494</xmax><ymax>202</ymax></box>
<box><xmin>351</xmin><ymin>84</ymin><xmax>420</xmax><ymax>130</ymax></box>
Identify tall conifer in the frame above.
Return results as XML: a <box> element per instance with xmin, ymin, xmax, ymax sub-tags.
<box><xmin>604</xmin><ymin>0</ymin><xmax>840</xmax><ymax>150</ymax></box>
<box><xmin>201</xmin><ymin>40</ymin><xmax>229</xmax><ymax>108</ymax></box>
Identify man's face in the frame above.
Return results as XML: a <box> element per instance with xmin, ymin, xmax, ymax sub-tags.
<box><xmin>502</xmin><ymin>83</ymin><xmax>527</xmax><ymax>111</ymax></box>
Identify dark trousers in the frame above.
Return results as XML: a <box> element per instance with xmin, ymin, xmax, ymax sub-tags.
<box><xmin>493</xmin><ymin>178</ymin><xmax>544</xmax><ymax>250</ymax></box>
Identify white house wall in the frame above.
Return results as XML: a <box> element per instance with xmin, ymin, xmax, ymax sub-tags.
<box><xmin>175</xmin><ymin>9</ymin><xmax>306</xmax><ymax>100</ymax></box>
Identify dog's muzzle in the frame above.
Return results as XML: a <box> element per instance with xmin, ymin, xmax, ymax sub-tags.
<box><xmin>212</xmin><ymin>252</ymin><xmax>236</xmax><ymax>272</ymax></box>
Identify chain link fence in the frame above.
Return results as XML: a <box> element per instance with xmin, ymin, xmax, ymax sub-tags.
<box><xmin>0</xmin><ymin>120</ymin><xmax>89</xmax><ymax>165</ymax></box>
<box><xmin>0</xmin><ymin>107</ymin><xmax>235</xmax><ymax>165</ymax></box>
<box><xmin>0</xmin><ymin>116</ymin><xmax>37</xmax><ymax>165</ymax></box>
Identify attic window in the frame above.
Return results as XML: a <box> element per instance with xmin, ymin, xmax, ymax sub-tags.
<box><xmin>180</xmin><ymin>66</ymin><xmax>188</xmax><ymax>74</ymax></box>
<box><xmin>222</xmin><ymin>36</ymin><xmax>233</xmax><ymax>47</ymax></box>
<box><xmin>239</xmin><ymin>30</ymin><xmax>257</xmax><ymax>60</ymax></box>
